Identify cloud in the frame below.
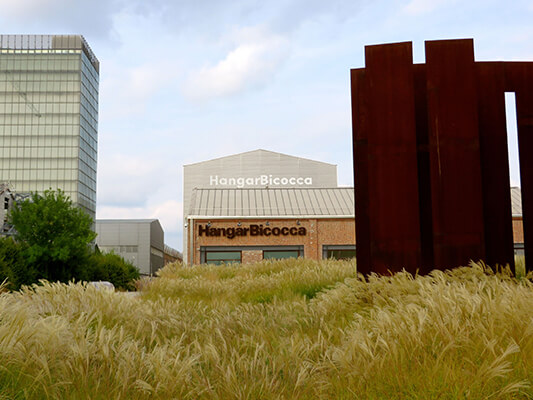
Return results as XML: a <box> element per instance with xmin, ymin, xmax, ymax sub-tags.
<box><xmin>403</xmin><ymin>0</ymin><xmax>459</xmax><ymax>16</ymax></box>
<box><xmin>0</xmin><ymin>0</ymin><xmax>125</xmax><ymax>41</ymax></box>
<box><xmin>182</xmin><ymin>31</ymin><xmax>290</xmax><ymax>101</ymax></box>
<box><xmin>97</xmin><ymin>153</ymin><xmax>170</xmax><ymax>207</ymax></box>
<box><xmin>100</xmin><ymin>61</ymin><xmax>180</xmax><ymax>117</ymax></box>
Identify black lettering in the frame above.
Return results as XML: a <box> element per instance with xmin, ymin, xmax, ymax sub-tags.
<box><xmin>289</xmin><ymin>227</ymin><xmax>298</xmax><ymax>235</ymax></box>
<box><xmin>243</xmin><ymin>227</ymin><xmax>249</xmax><ymax>236</ymax></box>
<box><xmin>281</xmin><ymin>227</ymin><xmax>289</xmax><ymax>235</ymax></box>
<box><xmin>199</xmin><ymin>224</ymin><xmax>209</xmax><ymax>236</ymax></box>
<box><xmin>264</xmin><ymin>227</ymin><xmax>271</xmax><ymax>236</ymax></box>
<box><xmin>272</xmin><ymin>227</ymin><xmax>281</xmax><ymax>236</ymax></box>
<box><xmin>250</xmin><ymin>224</ymin><xmax>260</xmax><ymax>236</ymax></box>
<box><xmin>209</xmin><ymin>228</ymin><xmax>219</xmax><ymax>236</ymax></box>
<box><xmin>236</xmin><ymin>228</ymin><xmax>243</xmax><ymax>236</ymax></box>
<box><xmin>226</xmin><ymin>228</ymin><xmax>235</xmax><ymax>239</ymax></box>
<box><xmin>298</xmin><ymin>227</ymin><xmax>306</xmax><ymax>236</ymax></box>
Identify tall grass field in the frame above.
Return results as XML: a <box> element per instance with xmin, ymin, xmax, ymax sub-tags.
<box><xmin>0</xmin><ymin>259</ymin><xmax>532</xmax><ymax>399</ymax></box>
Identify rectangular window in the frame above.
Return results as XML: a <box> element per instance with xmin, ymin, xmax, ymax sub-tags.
<box><xmin>205</xmin><ymin>251</ymin><xmax>241</xmax><ymax>265</ymax></box>
<box><xmin>322</xmin><ymin>245</ymin><xmax>356</xmax><ymax>260</ymax></box>
<box><xmin>263</xmin><ymin>250</ymin><xmax>301</xmax><ymax>260</ymax></box>
<box><xmin>326</xmin><ymin>249</ymin><xmax>356</xmax><ymax>260</ymax></box>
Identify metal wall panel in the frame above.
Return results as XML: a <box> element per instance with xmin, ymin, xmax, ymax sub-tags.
<box><xmin>351</xmin><ymin>68</ymin><xmax>371</xmax><ymax>275</ymax></box>
<box><xmin>476</xmin><ymin>62</ymin><xmax>515</xmax><ymax>269</ymax></box>
<box><xmin>425</xmin><ymin>39</ymin><xmax>485</xmax><ymax>268</ymax></box>
<box><xmin>363</xmin><ymin>42</ymin><xmax>422</xmax><ymax>274</ymax></box>
<box><xmin>505</xmin><ymin>63</ymin><xmax>533</xmax><ymax>270</ymax></box>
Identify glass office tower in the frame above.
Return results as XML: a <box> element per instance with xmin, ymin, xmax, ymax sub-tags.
<box><xmin>0</xmin><ymin>35</ymin><xmax>99</xmax><ymax>218</ymax></box>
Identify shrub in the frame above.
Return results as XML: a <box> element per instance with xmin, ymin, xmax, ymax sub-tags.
<box><xmin>0</xmin><ymin>236</ymin><xmax>34</xmax><ymax>290</ymax></box>
<box><xmin>88</xmin><ymin>251</ymin><xmax>140</xmax><ymax>290</ymax></box>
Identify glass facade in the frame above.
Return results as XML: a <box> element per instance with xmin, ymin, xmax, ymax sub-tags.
<box><xmin>0</xmin><ymin>35</ymin><xmax>99</xmax><ymax>218</ymax></box>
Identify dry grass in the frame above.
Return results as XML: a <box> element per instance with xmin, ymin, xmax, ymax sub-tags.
<box><xmin>0</xmin><ymin>259</ymin><xmax>531</xmax><ymax>399</ymax></box>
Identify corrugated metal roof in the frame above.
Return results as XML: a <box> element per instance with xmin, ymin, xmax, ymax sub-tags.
<box><xmin>189</xmin><ymin>187</ymin><xmax>523</xmax><ymax>219</ymax></box>
<box><xmin>511</xmin><ymin>187</ymin><xmax>522</xmax><ymax>216</ymax></box>
<box><xmin>188</xmin><ymin>187</ymin><xmax>355</xmax><ymax>218</ymax></box>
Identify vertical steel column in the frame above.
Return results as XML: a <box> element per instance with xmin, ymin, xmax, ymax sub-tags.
<box><xmin>351</xmin><ymin>68</ymin><xmax>371</xmax><ymax>275</ymax></box>
<box><xmin>506</xmin><ymin>63</ymin><xmax>533</xmax><ymax>273</ymax></box>
<box><xmin>413</xmin><ymin>64</ymin><xmax>434</xmax><ymax>274</ymax></box>
<box><xmin>425</xmin><ymin>39</ymin><xmax>486</xmax><ymax>268</ymax></box>
<box><xmin>476</xmin><ymin>62</ymin><xmax>515</xmax><ymax>271</ymax></box>
<box><xmin>362</xmin><ymin>42</ymin><xmax>422</xmax><ymax>274</ymax></box>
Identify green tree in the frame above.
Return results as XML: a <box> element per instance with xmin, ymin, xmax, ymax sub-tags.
<box><xmin>88</xmin><ymin>251</ymin><xmax>140</xmax><ymax>291</ymax></box>
<box><xmin>0</xmin><ymin>236</ymin><xmax>34</xmax><ymax>289</ymax></box>
<box><xmin>9</xmin><ymin>189</ymin><xmax>96</xmax><ymax>283</ymax></box>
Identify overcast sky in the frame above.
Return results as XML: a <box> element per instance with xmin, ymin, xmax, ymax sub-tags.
<box><xmin>1</xmin><ymin>0</ymin><xmax>532</xmax><ymax>250</ymax></box>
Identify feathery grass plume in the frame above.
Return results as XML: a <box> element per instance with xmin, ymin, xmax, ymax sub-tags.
<box><xmin>0</xmin><ymin>260</ymin><xmax>531</xmax><ymax>398</ymax></box>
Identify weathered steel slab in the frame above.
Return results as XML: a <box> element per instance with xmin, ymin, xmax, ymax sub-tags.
<box><xmin>425</xmin><ymin>39</ymin><xmax>485</xmax><ymax>268</ymax></box>
<box><xmin>351</xmin><ymin>68</ymin><xmax>371</xmax><ymax>275</ymax></box>
<box><xmin>505</xmin><ymin>63</ymin><xmax>533</xmax><ymax>273</ymax></box>
<box><xmin>413</xmin><ymin>63</ymin><xmax>434</xmax><ymax>274</ymax></box>
<box><xmin>476</xmin><ymin>62</ymin><xmax>515</xmax><ymax>271</ymax></box>
<box><xmin>351</xmin><ymin>39</ymin><xmax>533</xmax><ymax>275</ymax></box>
<box><xmin>363</xmin><ymin>42</ymin><xmax>422</xmax><ymax>274</ymax></box>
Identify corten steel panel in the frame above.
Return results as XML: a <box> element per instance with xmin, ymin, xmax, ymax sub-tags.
<box><xmin>425</xmin><ymin>39</ymin><xmax>485</xmax><ymax>268</ymax></box>
<box><xmin>476</xmin><ymin>62</ymin><xmax>515</xmax><ymax>271</ymax></box>
<box><xmin>351</xmin><ymin>68</ymin><xmax>371</xmax><ymax>275</ymax></box>
<box><xmin>505</xmin><ymin>63</ymin><xmax>533</xmax><ymax>273</ymax></box>
<box><xmin>413</xmin><ymin>64</ymin><xmax>434</xmax><ymax>274</ymax></box>
<box><xmin>363</xmin><ymin>42</ymin><xmax>422</xmax><ymax>274</ymax></box>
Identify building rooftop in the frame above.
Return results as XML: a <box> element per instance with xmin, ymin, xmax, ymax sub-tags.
<box><xmin>0</xmin><ymin>34</ymin><xmax>99</xmax><ymax>71</ymax></box>
<box><xmin>188</xmin><ymin>187</ymin><xmax>523</xmax><ymax>219</ymax></box>
<box><xmin>184</xmin><ymin>149</ymin><xmax>337</xmax><ymax>167</ymax></box>
<box><xmin>188</xmin><ymin>187</ymin><xmax>354</xmax><ymax>218</ymax></box>
<box><xmin>511</xmin><ymin>186</ymin><xmax>522</xmax><ymax>216</ymax></box>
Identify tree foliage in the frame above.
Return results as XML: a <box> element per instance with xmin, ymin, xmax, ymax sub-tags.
<box><xmin>9</xmin><ymin>189</ymin><xmax>96</xmax><ymax>283</ymax></box>
<box><xmin>88</xmin><ymin>251</ymin><xmax>140</xmax><ymax>291</ymax></box>
<box><xmin>0</xmin><ymin>237</ymin><xmax>37</xmax><ymax>290</ymax></box>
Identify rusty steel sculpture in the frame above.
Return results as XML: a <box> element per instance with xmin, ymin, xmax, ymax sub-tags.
<box><xmin>351</xmin><ymin>39</ymin><xmax>533</xmax><ymax>275</ymax></box>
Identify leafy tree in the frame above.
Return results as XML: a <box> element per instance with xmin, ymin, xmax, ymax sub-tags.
<box><xmin>88</xmin><ymin>251</ymin><xmax>140</xmax><ymax>291</ymax></box>
<box><xmin>0</xmin><ymin>236</ymin><xmax>34</xmax><ymax>289</ymax></box>
<box><xmin>9</xmin><ymin>189</ymin><xmax>96</xmax><ymax>283</ymax></box>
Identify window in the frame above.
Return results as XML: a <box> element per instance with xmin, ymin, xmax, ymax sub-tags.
<box><xmin>205</xmin><ymin>251</ymin><xmax>241</xmax><ymax>265</ymax></box>
<box><xmin>322</xmin><ymin>245</ymin><xmax>356</xmax><ymax>260</ymax></box>
<box><xmin>263</xmin><ymin>250</ymin><xmax>301</xmax><ymax>260</ymax></box>
<box><xmin>326</xmin><ymin>249</ymin><xmax>356</xmax><ymax>260</ymax></box>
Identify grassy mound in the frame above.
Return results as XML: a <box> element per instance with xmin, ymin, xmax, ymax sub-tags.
<box><xmin>0</xmin><ymin>260</ymin><xmax>531</xmax><ymax>399</ymax></box>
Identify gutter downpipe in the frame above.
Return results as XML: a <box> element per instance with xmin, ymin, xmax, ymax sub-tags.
<box><xmin>188</xmin><ymin>216</ymin><xmax>194</xmax><ymax>266</ymax></box>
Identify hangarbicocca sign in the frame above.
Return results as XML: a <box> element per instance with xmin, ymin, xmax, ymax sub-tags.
<box><xmin>198</xmin><ymin>224</ymin><xmax>307</xmax><ymax>239</ymax></box>
<box><xmin>209</xmin><ymin>175</ymin><xmax>313</xmax><ymax>188</ymax></box>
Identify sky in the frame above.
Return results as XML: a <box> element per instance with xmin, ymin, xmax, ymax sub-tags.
<box><xmin>1</xmin><ymin>0</ymin><xmax>532</xmax><ymax>250</ymax></box>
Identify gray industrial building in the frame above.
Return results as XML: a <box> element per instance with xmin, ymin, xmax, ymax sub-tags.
<box><xmin>0</xmin><ymin>35</ymin><xmax>99</xmax><ymax>218</ymax></box>
<box><xmin>183</xmin><ymin>149</ymin><xmax>339</xmax><ymax>264</ymax></box>
<box><xmin>96</xmin><ymin>219</ymin><xmax>165</xmax><ymax>276</ymax></box>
